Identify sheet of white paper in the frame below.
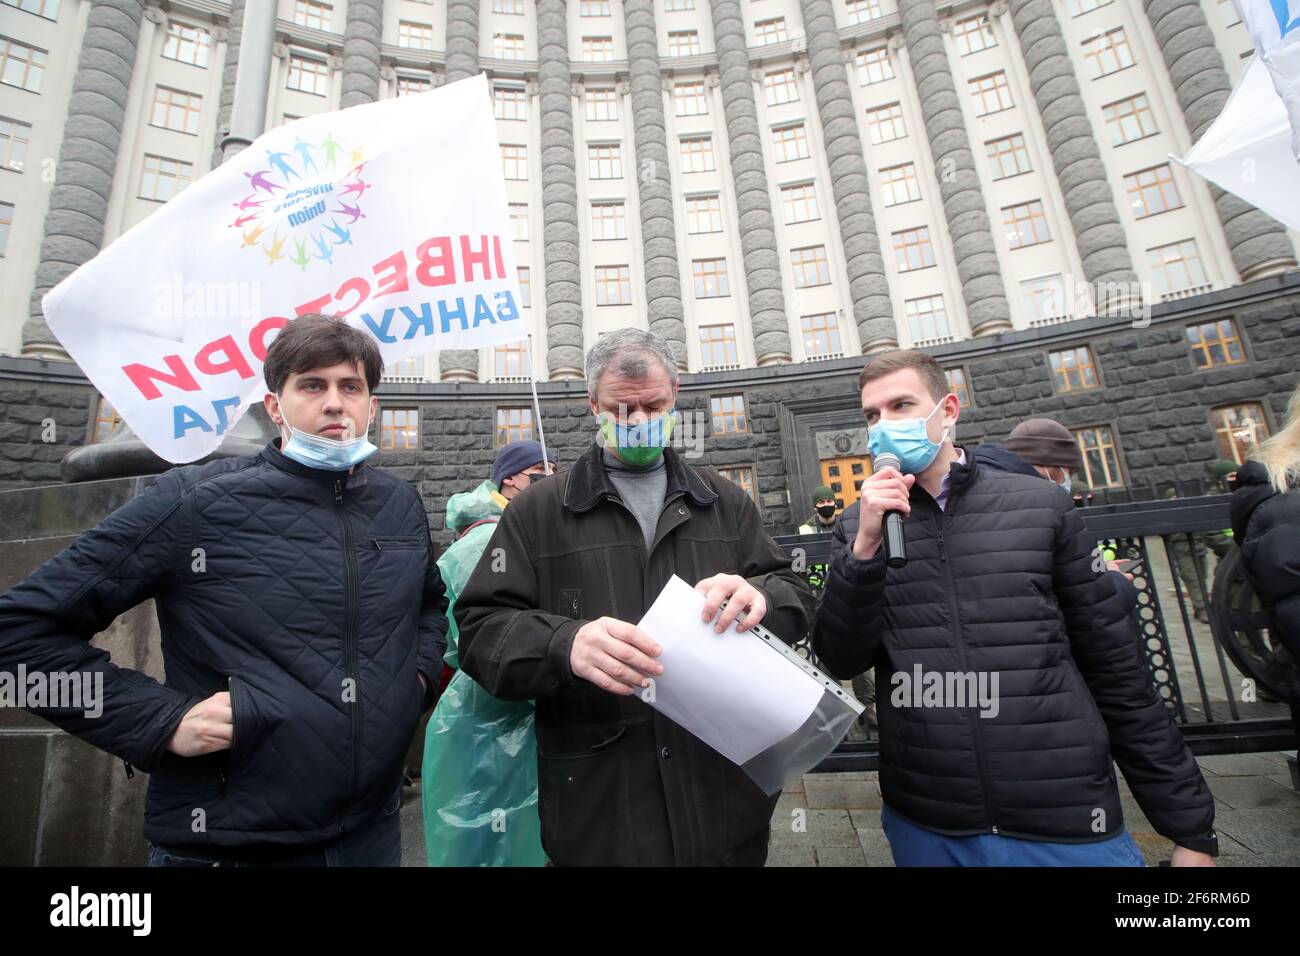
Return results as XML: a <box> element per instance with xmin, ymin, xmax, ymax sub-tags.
<box><xmin>635</xmin><ymin>575</ymin><xmax>823</xmax><ymax>766</ymax></box>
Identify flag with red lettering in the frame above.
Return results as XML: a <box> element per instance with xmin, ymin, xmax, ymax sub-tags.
<box><xmin>42</xmin><ymin>73</ymin><xmax>524</xmax><ymax>464</ymax></box>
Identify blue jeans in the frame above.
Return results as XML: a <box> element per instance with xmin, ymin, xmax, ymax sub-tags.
<box><xmin>148</xmin><ymin>788</ymin><xmax>403</xmax><ymax>867</ymax></box>
<box><xmin>881</xmin><ymin>804</ymin><xmax>1146</xmax><ymax>867</ymax></box>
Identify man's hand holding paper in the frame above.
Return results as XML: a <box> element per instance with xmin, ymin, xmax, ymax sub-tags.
<box><xmin>569</xmin><ymin>618</ymin><xmax>664</xmax><ymax>696</ymax></box>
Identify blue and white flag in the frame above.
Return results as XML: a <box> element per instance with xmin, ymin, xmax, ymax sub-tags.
<box><xmin>1178</xmin><ymin>11</ymin><xmax>1300</xmax><ymax>237</ymax></box>
<box><xmin>42</xmin><ymin>73</ymin><xmax>523</xmax><ymax>464</ymax></box>
<box><xmin>1235</xmin><ymin>0</ymin><xmax>1300</xmax><ymax>157</ymax></box>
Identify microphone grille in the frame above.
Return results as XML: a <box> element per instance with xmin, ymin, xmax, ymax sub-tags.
<box><xmin>873</xmin><ymin>452</ymin><xmax>901</xmax><ymax>471</ymax></box>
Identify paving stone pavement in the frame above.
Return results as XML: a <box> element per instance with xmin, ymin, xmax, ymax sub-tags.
<box><xmin>765</xmin><ymin>751</ymin><xmax>1300</xmax><ymax>867</ymax></box>
<box><xmin>398</xmin><ymin>751</ymin><xmax>1300</xmax><ymax>867</ymax></box>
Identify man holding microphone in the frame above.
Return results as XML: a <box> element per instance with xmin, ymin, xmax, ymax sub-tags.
<box><xmin>812</xmin><ymin>350</ymin><xmax>1217</xmax><ymax>866</ymax></box>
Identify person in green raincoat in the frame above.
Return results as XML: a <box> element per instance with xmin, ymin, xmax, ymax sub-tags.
<box><xmin>421</xmin><ymin>440</ymin><xmax>554</xmax><ymax>866</ymax></box>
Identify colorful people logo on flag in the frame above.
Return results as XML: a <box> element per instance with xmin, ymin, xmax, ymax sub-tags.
<box><xmin>230</xmin><ymin>134</ymin><xmax>369</xmax><ymax>270</ymax></box>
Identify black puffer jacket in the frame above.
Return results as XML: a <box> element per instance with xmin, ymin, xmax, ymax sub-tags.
<box><xmin>1231</xmin><ymin>460</ymin><xmax>1300</xmax><ymax>673</ymax></box>
<box><xmin>812</xmin><ymin>450</ymin><xmax>1217</xmax><ymax>853</ymax></box>
<box><xmin>0</xmin><ymin>441</ymin><xmax>448</xmax><ymax>849</ymax></box>
<box><xmin>976</xmin><ymin>442</ymin><xmax>1140</xmax><ymax>609</ymax></box>
<box><xmin>971</xmin><ymin>442</ymin><xmax>1038</xmax><ymax>478</ymax></box>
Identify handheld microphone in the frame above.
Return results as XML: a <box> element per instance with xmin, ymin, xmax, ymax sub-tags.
<box><xmin>872</xmin><ymin>452</ymin><xmax>908</xmax><ymax>569</ymax></box>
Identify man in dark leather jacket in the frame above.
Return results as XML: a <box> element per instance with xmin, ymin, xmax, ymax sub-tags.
<box><xmin>0</xmin><ymin>316</ymin><xmax>448</xmax><ymax>866</ymax></box>
<box><xmin>456</xmin><ymin>329</ymin><xmax>816</xmax><ymax>866</ymax></box>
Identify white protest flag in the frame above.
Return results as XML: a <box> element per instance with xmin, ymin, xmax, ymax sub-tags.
<box><xmin>1234</xmin><ymin>0</ymin><xmax>1300</xmax><ymax>157</ymax></box>
<box><xmin>1176</xmin><ymin>55</ymin><xmax>1300</xmax><ymax>233</ymax></box>
<box><xmin>42</xmin><ymin>73</ymin><xmax>524</xmax><ymax>464</ymax></box>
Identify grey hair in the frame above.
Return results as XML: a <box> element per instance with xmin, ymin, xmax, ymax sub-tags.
<box><xmin>585</xmin><ymin>328</ymin><xmax>679</xmax><ymax>400</ymax></box>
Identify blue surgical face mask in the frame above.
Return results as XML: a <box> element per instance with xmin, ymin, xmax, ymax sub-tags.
<box><xmin>866</xmin><ymin>398</ymin><xmax>951</xmax><ymax>475</ymax></box>
<box><xmin>279</xmin><ymin>409</ymin><xmax>377</xmax><ymax>472</ymax></box>
<box><xmin>1058</xmin><ymin>473</ymin><xmax>1072</xmax><ymax>495</ymax></box>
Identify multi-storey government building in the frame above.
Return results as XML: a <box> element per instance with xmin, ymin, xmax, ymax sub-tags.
<box><xmin>1</xmin><ymin>0</ymin><xmax>1298</xmax><ymax>541</ymax></box>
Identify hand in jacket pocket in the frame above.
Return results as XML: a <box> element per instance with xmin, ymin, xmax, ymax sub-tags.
<box><xmin>166</xmin><ymin>691</ymin><xmax>233</xmax><ymax>757</ymax></box>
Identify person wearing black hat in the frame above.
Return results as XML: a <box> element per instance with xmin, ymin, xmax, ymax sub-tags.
<box><xmin>493</xmin><ymin>439</ymin><xmax>558</xmax><ymax>501</ymax></box>
<box><xmin>798</xmin><ymin>485</ymin><xmax>840</xmax><ymax>534</ymax></box>
<box><xmin>1069</xmin><ymin>480</ymin><xmax>1095</xmax><ymax>508</ymax></box>
<box><xmin>1211</xmin><ymin>459</ymin><xmax>1240</xmax><ymax>492</ymax></box>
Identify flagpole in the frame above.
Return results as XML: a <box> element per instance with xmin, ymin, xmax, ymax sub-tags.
<box><xmin>221</xmin><ymin>4</ymin><xmax>278</xmax><ymax>163</ymax></box>
<box><xmin>60</xmin><ymin>1</ymin><xmax>280</xmax><ymax>482</ymax></box>
<box><xmin>526</xmin><ymin>337</ymin><xmax>549</xmax><ymax>471</ymax></box>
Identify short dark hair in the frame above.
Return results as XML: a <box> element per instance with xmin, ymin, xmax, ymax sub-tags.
<box><xmin>858</xmin><ymin>349</ymin><xmax>948</xmax><ymax>402</ymax></box>
<box><xmin>263</xmin><ymin>314</ymin><xmax>383</xmax><ymax>394</ymax></box>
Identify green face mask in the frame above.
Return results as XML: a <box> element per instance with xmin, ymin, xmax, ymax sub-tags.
<box><xmin>597</xmin><ymin>409</ymin><xmax>677</xmax><ymax>466</ymax></box>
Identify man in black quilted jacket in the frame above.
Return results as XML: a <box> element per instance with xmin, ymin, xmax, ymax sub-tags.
<box><xmin>0</xmin><ymin>315</ymin><xmax>448</xmax><ymax>866</ymax></box>
<box><xmin>812</xmin><ymin>349</ymin><xmax>1217</xmax><ymax>866</ymax></box>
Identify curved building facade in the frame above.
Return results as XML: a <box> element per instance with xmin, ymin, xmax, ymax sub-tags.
<box><xmin>0</xmin><ymin>0</ymin><xmax>1298</xmax><ymax>540</ymax></box>
<box><xmin>3</xmin><ymin>0</ymin><xmax>1295</xmax><ymax>372</ymax></box>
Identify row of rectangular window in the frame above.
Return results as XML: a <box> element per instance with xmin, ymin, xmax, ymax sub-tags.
<box><xmin>492</xmin><ymin>0</ymin><xmax>628</xmax><ymax>15</ymax></box>
<box><xmin>293</xmin><ymin>57</ymin><xmax>1162</xmax><ymax>155</ymax></box>
<box><xmin>343</xmin><ymin>346</ymin><xmax>1270</xmax><ymax>453</ymax></box>
<box><xmin>90</xmin><ymin>378</ymin><xmax>1264</xmax><ymax>490</ymax></box>
<box><xmin>495</xmin><ymin>82</ymin><xmax>708</xmax><ymax>124</ymax></box>
<box><xmin>857</xmin><ymin>79</ymin><xmax>1157</xmax><ymax>149</ymax></box>
<box><xmin>113</xmin><ymin>176</ymin><xmax>1197</xmax><ymax>309</ymax></box>
<box><xmin>488</xmin><ymin>28</ymin><xmax>752</xmax><ymax>62</ymax></box>
<box><xmin>3</xmin><ymin>1</ymin><xmax>60</xmax><ymax>21</ymax></box>
<box><xmin>524</xmin><ymin>198</ymin><xmax>700</xmax><ymax>244</ymax></box>
<box><xmin>88</xmin><ymin>385</ymin><xmax>1263</xmax><ymax>497</ymax></box>
<box><xmin>587</xmin><ymin>248</ymin><xmax>834</xmax><ymax>305</ymax></box>
<box><xmin>1046</xmin><ymin>319</ymin><xmax>1247</xmax><ymax>395</ymax></box>
<box><xmin>0</xmin><ymin>1</ymin><xmax>1124</xmax><ymax>95</ymax></box>
<box><xmin>948</xmin><ymin>13</ymin><xmax>1133</xmax><ymax>83</ymax></box>
<box><xmin>82</xmin><ymin>136</ymin><xmax>1190</xmax><ymax>296</ymax></box>
<box><xmin>1023</xmin><ymin>237</ymin><xmax>1208</xmax><ymax>314</ymax></box>
<box><xmin>351</xmin><ymin>404</ymin><xmax>1269</xmax><ymax>494</ymax></box>
<box><xmin>0</xmin><ymin>34</ymin><xmax>1147</xmax><ymax>153</ymax></box>
<box><xmin>85</xmin><ymin>340</ymin><xmax>1258</xmax><ymax>486</ymax></box>
<box><xmin>890</xmin><ymin>136</ymin><xmax>1180</xmax><ymax>222</ymax></box>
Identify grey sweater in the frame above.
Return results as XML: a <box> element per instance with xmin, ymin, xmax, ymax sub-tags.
<box><xmin>602</xmin><ymin>446</ymin><xmax>668</xmax><ymax>552</ymax></box>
